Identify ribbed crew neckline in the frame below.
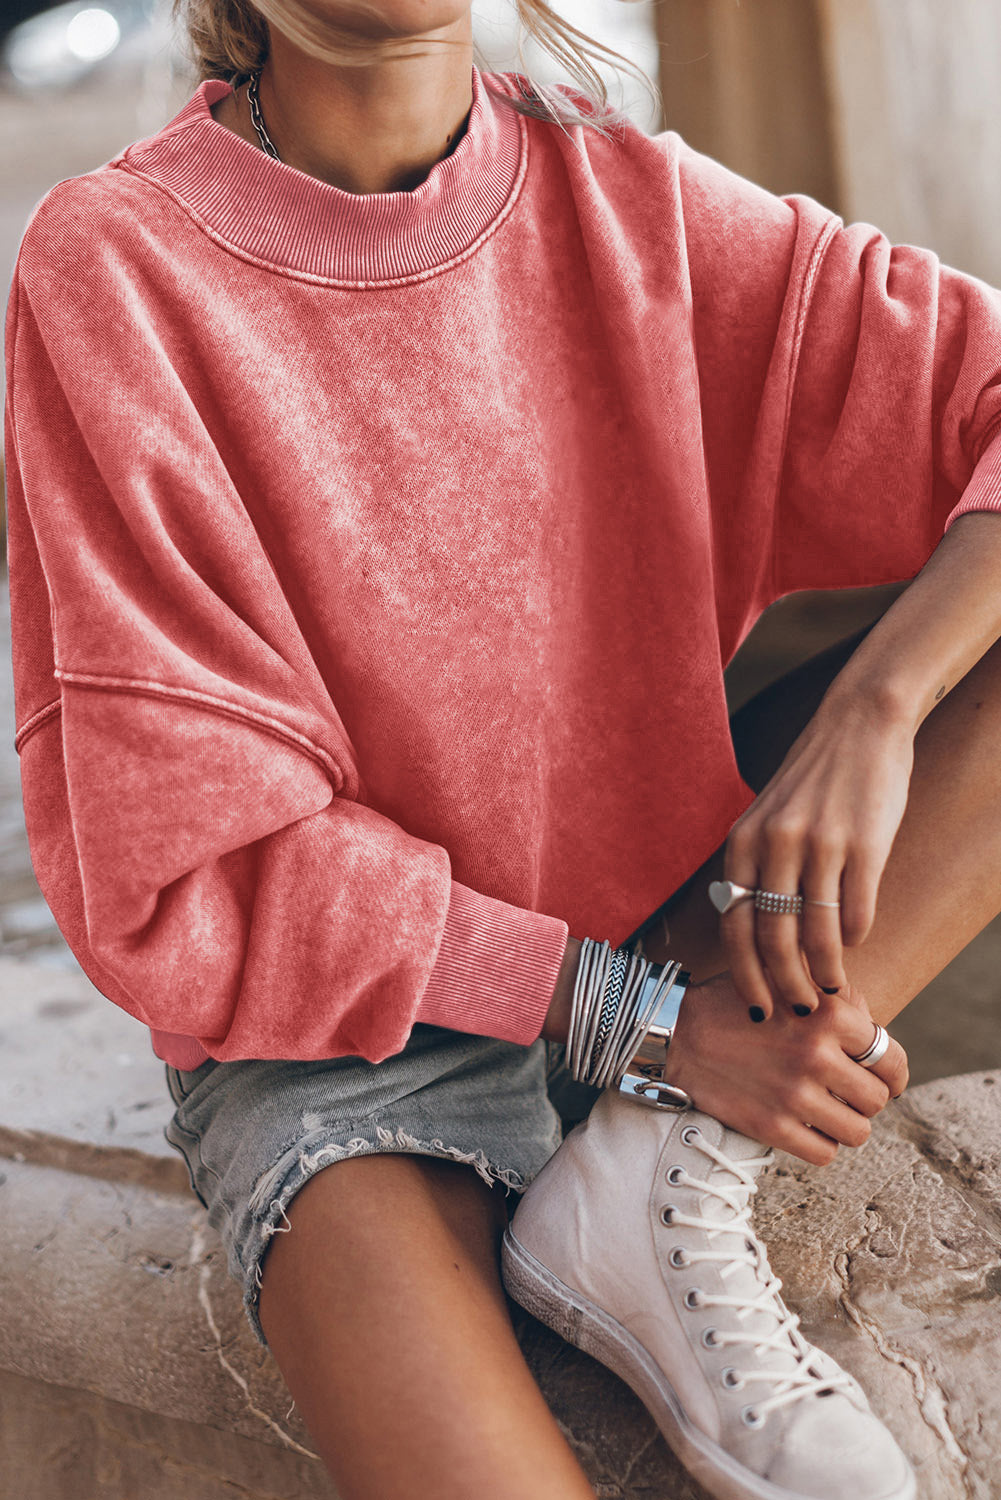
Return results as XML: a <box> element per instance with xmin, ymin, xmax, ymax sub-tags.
<box><xmin>120</xmin><ymin>64</ymin><xmax>527</xmax><ymax>284</ymax></box>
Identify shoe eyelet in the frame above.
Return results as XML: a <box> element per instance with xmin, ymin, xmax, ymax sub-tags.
<box><xmin>684</xmin><ymin>1288</ymin><xmax>702</xmax><ymax>1310</ymax></box>
<box><xmin>681</xmin><ymin>1125</ymin><xmax>701</xmax><ymax>1145</ymax></box>
<box><xmin>660</xmin><ymin>1204</ymin><xmax>677</xmax><ymax>1226</ymax></box>
<box><xmin>668</xmin><ymin>1247</ymin><xmax>689</xmax><ymax>1268</ymax></box>
<box><xmin>741</xmin><ymin>1406</ymin><xmax>766</xmax><ymax>1429</ymax></box>
<box><xmin>721</xmin><ymin>1367</ymin><xmax>744</xmax><ymax>1390</ymax></box>
<box><xmin>666</xmin><ymin>1165</ymin><xmax>685</xmax><ymax>1185</ymax></box>
<box><xmin>701</xmin><ymin>1326</ymin><xmax>719</xmax><ymax>1349</ymax></box>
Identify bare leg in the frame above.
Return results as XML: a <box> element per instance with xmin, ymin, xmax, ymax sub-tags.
<box><xmin>257</xmin><ymin>1152</ymin><xmax>596</xmax><ymax>1500</ymax></box>
<box><xmin>257</xmin><ymin>629</ymin><xmax>1001</xmax><ymax>1499</ymax></box>
<box><xmin>642</xmin><ymin>627</ymin><xmax>1001</xmax><ymax>1025</ymax></box>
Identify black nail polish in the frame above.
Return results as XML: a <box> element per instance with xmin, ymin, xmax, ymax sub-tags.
<box><xmin>794</xmin><ymin>1004</ymin><xmax>813</xmax><ymax>1016</ymax></box>
<box><xmin>821</xmin><ymin>986</ymin><xmax>839</xmax><ymax>995</ymax></box>
<box><xmin>748</xmin><ymin>1006</ymin><xmax>765</xmax><ymax>1023</ymax></box>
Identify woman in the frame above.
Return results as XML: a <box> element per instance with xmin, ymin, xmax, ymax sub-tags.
<box><xmin>5</xmin><ymin>0</ymin><xmax>1001</xmax><ymax>1495</ymax></box>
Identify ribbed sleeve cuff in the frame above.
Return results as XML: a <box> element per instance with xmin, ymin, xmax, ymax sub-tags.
<box><xmin>944</xmin><ymin>428</ymin><xmax>1001</xmax><ymax>528</ymax></box>
<box><xmin>415</xmin><ymin>880</ymin><xmax>569</xmax><ymax>1046</ymax></box>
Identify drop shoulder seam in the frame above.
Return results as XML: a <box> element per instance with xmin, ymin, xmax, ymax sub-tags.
<box><xmin>13</xmin><ymin>698</ymin><xmax>60</xmax><ymax>752</ymax></box>
<box><xmin>768</xmin><ymin>211</ymin><xmax>844</xmax><ymax>602</ymax></box>
<box><xmin>16</xmin><ymin>674</ymin><xmax>350</xmax><ymax>793</ymax></box>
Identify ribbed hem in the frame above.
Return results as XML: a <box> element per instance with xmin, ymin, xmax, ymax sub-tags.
<box><xmin>944</xmin><ymin>427</ymin><xmax>1001</xmax><ymax>527</ymax></box>
<box><xmin>119</xmin><ymin>65</ymin><xmax>526</xmax><ymax>284</ymax></box>
<box><xmin>150</xmin><ymin>880</ymin><xmax>568</xmax><ymax>1068</ymax></box>
<box><xmin>151</xmin><ymin>1028</ymin><xmax>210</xmax><ymax>1071</ymax></box>
<box><xmin>416</xmin><ymin>880</ymin><xmax>569</xmax><ymax>1045</ymax></box>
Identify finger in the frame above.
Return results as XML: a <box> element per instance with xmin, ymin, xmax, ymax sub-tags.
<box><xmin>720</xmin><ymin>898</ymin><xmax>776</xmax><ymax>1018</ymax></box>
<box><xmin>705</xmin><ymin>1089</ymin><xmax>839</xmax><ymax>1167</ymax></box>
<box><xmin>870</xmin><ymin>1033</ymin><xmax>909</xmax><ymax>1099</ymax></box>
<box><xmin>720</xmin><ymin>835</ymin><xmax>774</xmax><ymax>1018</ymax></box>
<box><xmin>840</xmin><ymin>844</ymin><xmax>881</xmax><ymax>948</ymax></box>
<box><xmin>764</xmin><ymin>1120</ymin><xmax>840</xmax><ymax>1168</ymax></box>
<box><xmin>799</xmin><ymin>853</ymin><xmax>847</xmax><ymax>995</ymax></box>
<box><xmin>825</xmin><ymin>1057</ymin><xmax>891</xmax><ymax>1118</ymax></box>
<box><xmin>740</xmin><ymin>1064</ymin><xmax>865</xmax><ymax>1156</ymax></box>
<box><xmin>836</xmin><ymin>1010</ymin><xmax>910</xmax><ymax>1100</ymax></box>
<box><xmin>804</xmin><ymin>1092</ymin><xmax>876</xmax><ymax>1146</ymax></box>
<box><xmin>797</xmin><ymin>1084</ymin><xmax>875</xmax><ymax>1150</ymax></box>
<box><xmin>752</xmin><ymin>856</ymin><xmax>820</xmax><ymax>1014</ymax></box>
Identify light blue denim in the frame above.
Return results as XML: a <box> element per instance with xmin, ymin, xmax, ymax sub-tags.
<box><xmin>164</xmin><ymin>1023</ymin><xmax>600</xmax><ymax>1346</ymax></box>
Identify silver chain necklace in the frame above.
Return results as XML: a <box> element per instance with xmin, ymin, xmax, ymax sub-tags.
<box><xmin>247</xmin><ymin>68</ymin><xmax>281</xmax><ymax>160</ymax></box>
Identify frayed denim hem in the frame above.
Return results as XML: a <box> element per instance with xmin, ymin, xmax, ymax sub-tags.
<box><xmin>240</xmin><ymin>1124</ymin><xmax>532</xmax><ymax>1348</ymax></box>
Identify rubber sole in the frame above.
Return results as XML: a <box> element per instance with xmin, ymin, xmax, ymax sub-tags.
<box><xmin>501</xmin><ymin>1227</ymin><xmax>916</xmax><ymax>1500</ymax></box>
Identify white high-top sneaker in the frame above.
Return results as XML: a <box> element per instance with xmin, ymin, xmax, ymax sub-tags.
<box><xmin>502</xmin><ymin>1088</ymin><xmax>915</xmax><ymax>1500</ymax></box>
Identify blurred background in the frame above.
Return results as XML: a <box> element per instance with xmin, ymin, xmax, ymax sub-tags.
<box><xmin>1</xmin><ymin>0</ymin><xmax>999</xmax><ymax>1081</ymax></box>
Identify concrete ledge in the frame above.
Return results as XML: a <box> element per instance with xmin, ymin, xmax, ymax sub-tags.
<box><xmin>2</xmin><ymin>955</ymin><xmax>1000</xmax><ymax>1497</ymax></box>
<box><xmin>0</xmin><ymin>1369</ymin><xmax>338</xmax><ymax>1500</ymax></box>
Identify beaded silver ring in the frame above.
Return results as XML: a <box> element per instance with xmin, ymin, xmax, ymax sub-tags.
<box><xmin>753</xmin><ymin>889</ymin><xmax>804</xmax><ymax>916</ymax></box>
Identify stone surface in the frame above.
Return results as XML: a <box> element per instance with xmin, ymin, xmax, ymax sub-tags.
<box><xmin>2</xmin><ymin>960</ymin><xmax>1001</xmax><ymax>1500</ymax></box>
<box><xmin>756</xmin><ymin>1075</ymin><xmax>1001</xmax><ymax>1500</ymax></box>
<box><xmin>0</xmin><ymin>1370</ymin><xmax>339</xmax><ymax>1500</ymax></box>
<box><xmin>817</xmin><ymin>0</ymin><xmax>1001</xmax><ymax>289</ymax></box>
<box><xmin>0</xmin><ymin>953</ymin><xmax>183</xmax><ymax>1183</ymax></box>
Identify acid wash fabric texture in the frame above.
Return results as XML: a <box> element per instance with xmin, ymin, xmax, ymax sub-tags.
<box><xmin>5</xmin><ymin>65</ymin><xmax>1001</xmax><ymax>1070</ymax></box>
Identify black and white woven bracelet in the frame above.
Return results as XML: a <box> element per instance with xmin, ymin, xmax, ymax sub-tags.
<box><xmin>568</xmin><ymin>937</ymin><xmax>688</xmax><ymax>1090</ymax></box>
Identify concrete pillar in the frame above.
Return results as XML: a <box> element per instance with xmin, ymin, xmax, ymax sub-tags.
<box><xmin>816</xmin><ymin>0</ymin><xmax>1001</xmax><ymax>283</ymax></box>
<box><xmin>654</xmin><ymin>0</ymin><xmax>1001</xmax><ymax>286</ymax></box>
<box><xmin>653</xmin><ymin>0</ymin><xmax>841</xmax><ymax>207</ymax></box>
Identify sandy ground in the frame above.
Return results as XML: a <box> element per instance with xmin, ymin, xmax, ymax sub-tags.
<box><xmin>2</xmin><ymin>47</ymin><xmax>998</xmax><ymax>1087</ymax></box>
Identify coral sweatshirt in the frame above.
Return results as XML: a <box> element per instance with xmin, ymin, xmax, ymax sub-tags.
<box><xmin>5</xmin><ymin>66</ymin><xmax>1001</xmax><ymax>1071</ymax></box>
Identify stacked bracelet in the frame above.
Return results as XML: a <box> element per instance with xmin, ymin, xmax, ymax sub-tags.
<box><xmin>567</xmin><ymin>937</ymin><xmax>692</xmax><ymax>1108</ymax></box>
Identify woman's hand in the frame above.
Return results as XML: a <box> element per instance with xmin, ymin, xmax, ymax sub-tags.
<box><xmin>662</xmin><ymin>972</ymin><xmax>908</xmax><ymax>1166</ymax></box>
<box><xmin>721</xmin><ymin>693</ymin><xmax>915</xmax><ymax>1017</ymax></box>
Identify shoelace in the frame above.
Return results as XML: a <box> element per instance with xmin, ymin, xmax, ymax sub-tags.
<box><xmin>661</xmin><ymin>1131</ymin><xmax>856</xmax><ymax>1422</ymax></box>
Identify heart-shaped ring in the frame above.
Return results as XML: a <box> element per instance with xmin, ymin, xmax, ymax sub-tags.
<box><xmin>708</xmin><ymin>880</ymin><xmax>756</xmax><ymax>915</ymax></box>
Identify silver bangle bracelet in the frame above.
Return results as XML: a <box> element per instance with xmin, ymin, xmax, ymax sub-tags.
<box><xmin>566</xmin><ymin>937</ymin><xmax>693</xmax><ymax>1109</ymax></box>
<box><xmin>618</xmin><ymin>965</ymin><xmax>693</xmax><ymax>1112</ymax></box>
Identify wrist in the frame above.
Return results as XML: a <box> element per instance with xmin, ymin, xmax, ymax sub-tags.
<box><xmin>812</xmin><ymin>651</ymin><xmax>932</xmax><ymax>742</ymax></box>
<box><xmin>555</xmin><ymin>936</ymin><xmax>692</xmax><ymax>1102</ymax></box>
<box><xmin>541</xmin><ymin>935</ymin><xmax>582</xmax><ymax>1044</ymax></box>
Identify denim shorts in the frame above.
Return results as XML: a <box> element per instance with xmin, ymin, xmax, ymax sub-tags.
<box><xmin>164</xmin><ymin>1024</ymin><xmax>601</xmax><ymax>1346</ymax></box>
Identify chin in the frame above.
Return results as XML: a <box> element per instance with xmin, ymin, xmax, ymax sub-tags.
<box><xmin>266</xmin><ymin>0</ymin><xmax>473</xmax><ymax>46</ymax></box>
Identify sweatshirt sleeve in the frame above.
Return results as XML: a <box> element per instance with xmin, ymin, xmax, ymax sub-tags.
<box><xmin>3</xmin><ymin>217</ymin><xmax>567</xmax><ymax>1065</ymax></box>
<box><xmin>673</xmin><ymin>138</ymin><xmax>1001</xmax><ymax>657</ymax></box>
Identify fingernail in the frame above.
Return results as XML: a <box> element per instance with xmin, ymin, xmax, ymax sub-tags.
<box><xmin>748</xmin><ymin>1006</ymin><xmax>766</xmax><ymax>1023</ymax></box>
<box><xmin>794</xmin><ymin>1004</ymin><xmax>813</xmax><ymax>1016</ymax></box>
<box><xmin>821</xmin><ymin>986</ymin><xmax>839</xmax><ymax>995</ymax></box>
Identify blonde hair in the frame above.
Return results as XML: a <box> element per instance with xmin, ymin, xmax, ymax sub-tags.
<box><xmin>170</xmin><ymin>0</ymin><xmax>661</xmax><ymax>143</ymax></box>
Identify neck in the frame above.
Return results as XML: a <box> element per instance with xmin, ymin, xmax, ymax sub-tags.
<box><xmin>230</xmin><ymin>23</ymin><xmax>475</xmax><ymax>196</ymax></box>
